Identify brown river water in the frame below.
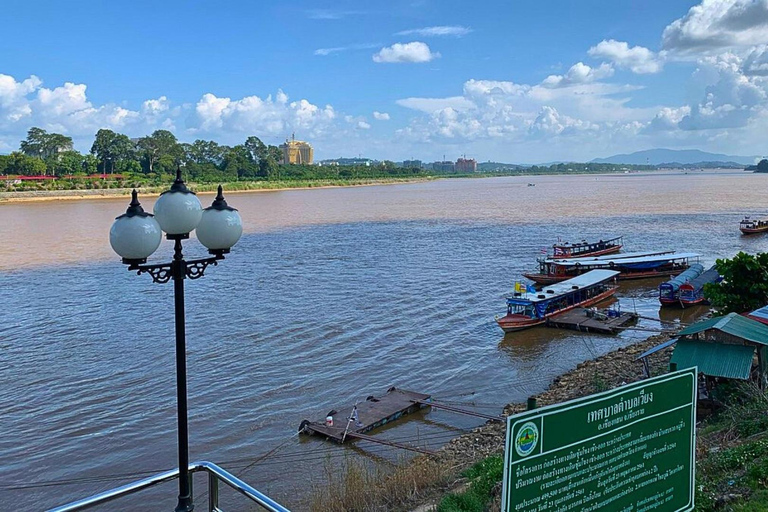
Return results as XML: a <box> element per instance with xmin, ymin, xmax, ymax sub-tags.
<box><xmin>1</xmin><ymin>171</ymin><xmax>767</xmax><ymax>510</ymax></box>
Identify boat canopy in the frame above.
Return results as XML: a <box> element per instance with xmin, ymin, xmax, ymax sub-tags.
<box><xmin>507</xmin><ymin>270</ymin><xmax>619</xmax><ymax>305</ymax></box>
<box><xmin>659</xmin><ymin>264</ymin><xmax>705</xmax><ymax>296</ymax></box>
<box><xmin>546</xmin><ymin>249</ymin><xmax>674</xmax><ymax>264</ymax></box>
<box><xmin>681</xmin><ymin>266</ymin><xmax>720</xmax><ymax>292</ymax></box>
<box><xmin>551</xmin><ymin>252</ymin><xmax>700</xmax><ymax>269</ymax></box>
<box><xmin>553</xmin><ymin>236</ymin><xmax>622</xmax><ymax>248</ymax></box>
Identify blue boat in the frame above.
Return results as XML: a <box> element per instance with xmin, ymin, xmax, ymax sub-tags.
<box><xmin>659</xmin><ymin>264</ymin><xmax>705</xmax><ymax>306</ymax></box>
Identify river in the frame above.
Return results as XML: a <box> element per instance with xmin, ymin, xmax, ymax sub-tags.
<box><xmin>1</xmin><ymin>171</ymin><xmax>767</xmax><ymax>510</ymax></box>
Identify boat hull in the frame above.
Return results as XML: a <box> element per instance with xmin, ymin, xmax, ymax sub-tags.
<box><xmin>524</xmin><ymin>267</ymin><xmax>687</xmax><ymax>285</ymax></box>
<box><xmin>740</xmin><ymin>227</ymin><xmax>768</xmax><ymax>234</ymax></box>
<box><xmin>497</xmin><ymin>286</ymin><xmax>617</xmax><ymax>333</ymax></box>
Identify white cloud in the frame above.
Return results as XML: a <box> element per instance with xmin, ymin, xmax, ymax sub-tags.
<box><xmin>373</xmin><ymin>111</ymin><xmax>390</xmax><ymax>120</ymax></box>
<box><xmin>372</xmin><ymin>42</ymin><xmax>440</xmax><ymax>63</ymax></box>
<box><xmin>528</xmin><ymin>106</ymin><xmax>598</xmax><ymax>137</ymax></box>
<box><xmin>357</xmin><ymin>121</ymin><xmax>371</xmax><ymax>129</ymax></box>
<box><xmin>541</xmin><ymin>62</ymin><xmax>614</xmax><ymax>88</ymax></box>
<box><xmin>314</xmin><ymin>43</ymin><xmax>379</xmax><ymax>56</ymax></box>
<box><xmin>142</xmin><ymin>96</ymin><xmax>169</xmax><ymax>115</ymax></box>
<box><xmin>395</xmin><ymin>26</ymin><xmax>472</xmax><ymax>37</ymax></box>
<box><xmin>396</xmin><ymin>96</ymin><xmax>476</xmax><ymax>113</ymax></box>
<box><xmin>662</xmin><ymin>0</ymin><xmax>768</xmax><ymax>52</ymax></box>
<box><xmin>588</xmin><ymin>40</ymin><xmax>664</xmax><ymax>74</ymax></box>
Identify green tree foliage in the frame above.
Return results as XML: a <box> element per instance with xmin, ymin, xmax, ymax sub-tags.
<box><xmin>6</xmin><ymin>152</ymin><xmax>48</xmax><ymax>175</ymax></box>
<box><xmin>19</xmin><ymin>128</ymin><xmax>74</xmax><ymax>172</ymax></box>
<box><xmin>136</xmin><ymin>130</ymin><xmax>182</xmax><ymax>173</ymax></box>
<box><xmin>90</xmin><ymin>129</ymin><xmax>135</xmax><ymax>173</ymax></box>
<box><xmin>704</xmin><ymin>252</ymin><xmax>768</xmax><ymax>314</ymax></box>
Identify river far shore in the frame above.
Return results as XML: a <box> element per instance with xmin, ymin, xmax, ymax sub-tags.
<box><xmin>0</xmin><ymin>177</ymin><xmax>435</xmax><ymax>203</ymax></box>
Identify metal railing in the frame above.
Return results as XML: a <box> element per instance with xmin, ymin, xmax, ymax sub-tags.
<box><xmin>48</xmin><ymin>460</ymin><xmax>290</xmax><ymax>512</ymax></box>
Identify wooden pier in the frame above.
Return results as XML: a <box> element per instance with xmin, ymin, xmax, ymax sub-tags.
<box><xmin>299</xmin><ymin>387</ymin><xmax>503</xmax><ymax>454</ymax></box>
<box><xmin>545</xmin><ymin>308</ymin><xmax>637</xmax><ymax>334</ymax></box>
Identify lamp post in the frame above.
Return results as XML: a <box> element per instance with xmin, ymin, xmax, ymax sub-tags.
<box><xmin>109</xmin><ymin>168</ymin><xmax>243</xmax><ymax>512</ymax></box>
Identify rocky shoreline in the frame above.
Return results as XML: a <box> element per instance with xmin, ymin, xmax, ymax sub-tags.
<box><xmin>407</xmin><ymin>331</ymin><xmax>677</xmax><ymax>512</ymax></box>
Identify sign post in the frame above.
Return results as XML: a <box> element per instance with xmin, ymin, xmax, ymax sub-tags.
<box><xmin>501</xmin><ymin>368</ymin><xmax>697</xmax><ymax>512</ymax></box>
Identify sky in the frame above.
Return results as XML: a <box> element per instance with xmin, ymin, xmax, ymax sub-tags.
<box><xmin>1</xmin><ymin>0</ymin><xmax>768</xmax><ymax>163</ymax></box>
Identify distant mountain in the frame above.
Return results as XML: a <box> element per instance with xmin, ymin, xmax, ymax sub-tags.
<box><xmin>592</xmin><ymin>149</ymin><xmax>759</xmax><ymax>166</ymax></box>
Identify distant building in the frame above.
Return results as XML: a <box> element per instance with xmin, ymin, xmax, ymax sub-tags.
<box><xmin>431</xmin><ymin>161</ymin><xmax>455</xmax><ymax>172</ymax></box>
<box><xmin>455</xmin><ymin>157</ymin><xmax>477</xmax><ymax>173</ymax></box>
<box><xmin>280</xmin><ymin>134</ymin><xmax>314</xmax><ymax>165</ymax></box>
<box><xmin>403</xmin><ymin>160</ymin><xmax>423</xmax><ymax>169</ymax></box>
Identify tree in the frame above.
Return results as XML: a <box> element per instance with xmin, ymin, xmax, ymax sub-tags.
<box><xmin>6</xmin><ymin>152</ymin><xmax>47</xmax><ymax>175</ymax></box>
<box><xmin>244</xmin><ymin>136</ymin><xmax>268</xmax><ymax>163</ymax></box>
<box><xmin>20</xmin><ymin>128</ymin><xmax>74</xmax><ymax>172</ymax></box>
<box><xmin>704</xmin><ymin>251</ymin><xmax>768</xmax><ymax>314</ymax></box>
<box><xmin>136</xmin><ymin>130</ymin><xmax>181</xmax><ymax>173</ymax></box>
<box><xmin>90</xmin><ymin>129</ymin><xmax>135</xmax><ymax>173</ymax></box>
<box><xmin>48</xmin><ymin>150</ymin><xmax>86</xmax><ymax>175</ymax></box>
<box><xmin>756</xmin><ymin>159</ymin><xmax>768</xmax><ymax>173</ymax></box>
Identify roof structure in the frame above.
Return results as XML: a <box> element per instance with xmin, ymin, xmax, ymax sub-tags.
<box><xmin>551</xmin><ymin>252</ymin><xmax>700</xmax><ymax>268</ymax></box>
<box><xmin>547</xmin><ymin>249</ymin><xmax>674</xmax><ymax>263</ymax></box>
<box><xmin>747</xmin><ymin>305</ymin><xmax>768</xmax><ymax>326</ymax></box>
<box><xmin>636</xmin><ymin>338</ymin><xmax>678</xmax><ymax>360</ymax></box>
<box><xmin>670</xmin><ymin>339</ymin><xmax>755</xmax><ymax>380</ymax></box>
<box><xmin>677</xmin><ymin>312</ymin><xmax>768</xmax><ymax>346</ymax></box>
<box><xmin>509</xmin><ymin>270</ymin><xmax>619</xmax><ymax>303</ymax></box>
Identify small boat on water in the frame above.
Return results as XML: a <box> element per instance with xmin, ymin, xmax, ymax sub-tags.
<box><xmin>658</xmin><ymin>264</ymin><xmax>705</xmax><ymax>306</ymax></box>
<box><xmin>679</xmin><ymin>266</ymin><xmax>721</xmax><ymax>307</ymax></box>
<box><xmin>523</xmin><ymin>251</ymin><xmax>700</xmax><ymax>285</ymax></box>
<box><xmin>550</xmin><ymin>236</ymin><xmax>623</xmax><ymax>258</ymax></box>
<box><xmin>496</xmin><ymin>270</ymin><xmax>619</xmax><ymax>332</ymax></box>
<box><xmin>740</xmin><ymin>216</ymin><xmax>768</xmax><ymax>234</ymax></box>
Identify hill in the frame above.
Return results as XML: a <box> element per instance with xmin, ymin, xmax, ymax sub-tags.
<box><xmin>592</xmin><ymin>149</ymin><xmax>758</xmax><ymax>166</ymax></box>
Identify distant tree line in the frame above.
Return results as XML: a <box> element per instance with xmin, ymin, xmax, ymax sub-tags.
<box><xmin>0</xmin><ymin>127</ymin><xmax>426</xmax><ymax>182</ymax></box>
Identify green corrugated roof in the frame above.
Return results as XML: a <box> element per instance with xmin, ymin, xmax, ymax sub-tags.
<box><xmin>670</xmin><ymin>339</ymin><xmax>755</xmax><ymax>379</ymax></box>
<box><xmin>677</xmin><ymin>312</ymin><xmax>768</xmax><ymax>346</ymax></box>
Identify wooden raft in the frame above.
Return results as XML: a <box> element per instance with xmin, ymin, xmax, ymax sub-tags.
<box><xmin>300</xmin><ymin>388</ymin><xmax>430</xmax><ymax>442</ymax></box>
<box><xmin>546</xmin><ymin>308</ymin><xmax>637</xmax><ymax>334</ymax></box>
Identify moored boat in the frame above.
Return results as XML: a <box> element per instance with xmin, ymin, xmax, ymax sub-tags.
<box><xmin>496</xmin><ymin>270</ymin><xmax>619</xmax><ymax>332</ymax></box>
<box><xmin>679</xmin><ymin>266</ymin><xmax>721</xmax><ymax>307</ymax></box>
<box><xmin>523</xmin><ymin>252</ymin><xmax>700</xmax><ymax>285</ymax></box>
<box><xmin>551</xmin><ymin>236</ymin><xmax>623</xmax><ymax>258</ymax></box>
<box><xmin>658</xmin><ymin>264</ymin><xmax>705</xmax><ymax>306</ymax></box>
<box><xmin>739</xmin><ymin>216</ymin><xmax>768</xmax><ymax>234</ymax></box>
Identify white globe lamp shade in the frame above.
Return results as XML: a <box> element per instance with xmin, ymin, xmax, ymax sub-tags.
<box><xmin>109</xmin><ymin>190</ymin><xmax>162</xmax><ymax>262</ymax></box>
<box><xmin>197</xmin><ymin>186</ymin><xmax>243</xmax><ymax>254</ymax></box>
<box><xmin>153</xmin><ymin>167</ymin><xmax>202</xmax><ymax>236</ymax></box>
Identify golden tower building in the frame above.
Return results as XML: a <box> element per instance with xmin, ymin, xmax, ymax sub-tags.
<box><xmin>280</xmin><ymin>134</ymin><xmax>314</xmax><ymax>165</ymax></box>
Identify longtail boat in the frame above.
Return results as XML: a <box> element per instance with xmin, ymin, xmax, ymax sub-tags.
<box><xmin>658</xmin><ymin>264</ymin><xmax>705</xmax><ymax>306</ymax></box>
<box><xmin>739</xmin><ymin>216</ymin><xmax>768</xmax><ymax>234</ymax></box>
<box><xmin>679</xmin><ymin>266</ymin><xmax>721</xmax><ymax>307</ymax></box>
<box><xmin>523</xmin><ymin>252</ymin><xmax>700</xmax><ymax>285</ymax></box>
<box><xmin>496</xmin><ymin>270</ymin><xmax>619</xmax><ymax>332</ymax></box>
<box><xmin>550</xmin><ymin>236</ymin><xmax>623</xmax><ymax>258</ymax></box>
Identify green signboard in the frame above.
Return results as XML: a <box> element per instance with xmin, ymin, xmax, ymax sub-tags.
<box><xmin>501</xmin><ymin>368</ymin><xmax>696</xmax><ymax>512</ymax></box>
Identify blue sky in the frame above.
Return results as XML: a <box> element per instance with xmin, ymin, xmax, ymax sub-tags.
<box><xmin>1</xmin><ymin>0</ymin><xmax>768</xmax><ymax>162</ymax></box>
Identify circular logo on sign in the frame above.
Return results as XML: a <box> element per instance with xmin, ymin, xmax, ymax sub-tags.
<box><xmin>515</xmin><ymin>422</ymin><xmax>539</xmax><ymax>457</ymax></box>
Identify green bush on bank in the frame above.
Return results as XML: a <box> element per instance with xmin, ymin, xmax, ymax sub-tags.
<box><xmin>437</xmin><ymin>456</ymin><xmax>504</xmax><ymax>512</ymax></box>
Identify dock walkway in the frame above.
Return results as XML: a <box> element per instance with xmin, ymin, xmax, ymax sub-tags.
<box><xmin>546</xmin><ymin>308</ymin><xmax>637</xmax><ymax>334</ymax></box>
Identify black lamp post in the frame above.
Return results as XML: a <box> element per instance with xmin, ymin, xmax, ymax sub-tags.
<box><xmin>109</xmin><ymin>169</ymin><xmax>243</xmax><ymax>512</ymax></box>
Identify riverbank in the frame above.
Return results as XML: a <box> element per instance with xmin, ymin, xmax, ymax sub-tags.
<box><xmin>309</xmin><ymin>328</ymin><xmax>768</xmax><ymax>512</ymax></box>
<box><xmin>0</xmin><ymin>177</ymin><xmax>434</xmax><ymax>203</ymax></box>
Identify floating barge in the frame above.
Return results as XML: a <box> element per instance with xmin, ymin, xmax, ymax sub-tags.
<box><xmin>545</xmin><ymin>307</ymin><xmax>638</xmax><ymax>334</ymax></box>
<box><xmin>299</xmin><ymin>387</ymin><xmax>502</xmax><ymax>453</ymax></box>
<box><xmin>679</xmin><ymin>265</ymin><xmax>721</xmax><ymax>307</ymax></box>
